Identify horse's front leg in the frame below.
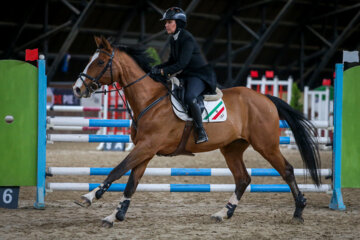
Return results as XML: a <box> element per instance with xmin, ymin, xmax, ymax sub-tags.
<box><xmin>101</xmin><ymin>159</ymin><xmax>150</xmax><ymax>228</ymax></box>
<box><xmin>77</xmin><ymin>143</ymin><xmax>155</xmax><ymax>207</ymax></box>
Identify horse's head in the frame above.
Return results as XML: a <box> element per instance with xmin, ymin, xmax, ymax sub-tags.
<box><xmin>73</xmin><ymin>36</ymin><xmax>117</xmax><ymax>98</ymax></box>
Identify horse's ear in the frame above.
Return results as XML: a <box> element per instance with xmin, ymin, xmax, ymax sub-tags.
<box><xmin>107</xmin><ymin>36</ymin><xmax>116</xmax><ymax>45</ymax></box>
<box><xmin>101</xmin><ymin>36</ymin><xmax>112</xmax><ymax>50</ymax></box>
<box><xmin>94</xmin><ymin>36</ymin><xmax>102</xmax><ymax>48</ymax></box>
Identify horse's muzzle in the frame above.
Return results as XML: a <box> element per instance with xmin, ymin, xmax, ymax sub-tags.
<box><xmin>73</xmin><ymin>86</ymin><xmax>90</xmax><ymax>98</ymax></box>
<box><xmin>73</xmin><ymin>86</ymin><xmax>82</xmax><ymax>98</ymax></box>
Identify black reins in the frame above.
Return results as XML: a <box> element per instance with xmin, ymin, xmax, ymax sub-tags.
<box><xmin>105</xmin><ymin>79</ymin><xmax>169</xmax><ymax>131</ymax></box>
<box><xmin>80</xmin><ymin>48</ymin><xmax>168</xmax><ymax>130</ymax></box>
<box><xmin>80</xmin><ymin>47</ymin><xmax>186</xmax><ymax>131</ymax></box>
<box><xmin>122</xmin><ymin>72</ymin><xmax>150</xmax><ymax>89</ymax></box>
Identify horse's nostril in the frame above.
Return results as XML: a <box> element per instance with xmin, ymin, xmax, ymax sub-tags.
<box><xmin>75</xmin><ymin>87</ymin><xmax>81</xmax><ymax>95</ymax></box>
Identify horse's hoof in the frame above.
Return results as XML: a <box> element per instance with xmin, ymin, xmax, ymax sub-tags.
<box><xmin>211</xmin><ymin>215</ymin><xmax>223</xmax><ymax>223</ymax></box>
<box><xmin>291</xmin><ymin>216</ymin><xmax>304</xmax><ymax>224</ymax></box>
<box><xmin>74</xmin><ymin>196</ymin><xmax>92</xmax><ymax>208</ymax></box>
<box><xmin>101</xmin><ymin>220</ymin><xmax>114</xmax><ymax>228</ymax></box>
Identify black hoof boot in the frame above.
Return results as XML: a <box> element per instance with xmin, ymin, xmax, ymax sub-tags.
<box><xmin>225</xmin><ymin>202</ymin><xmax>237</xmax><ymax>219</ymax></box>
<box><xmin>195</xmin><ymin>127</ymin><xmax>208</xmax><ymax>144</ymax></box>
<box><xmin>115</xmin><ymin>200</ymin><xmax>130</xmax><ymax>222</ymax></box>
<box><xmin>95</xmin><ymin>182</ymin><xmax>111</xmax><ymax>200</ymax></box>
<box><xmin>293</xmin><ymin>192</ymin><xmax>306</xmax><ymax>222</ymax></box>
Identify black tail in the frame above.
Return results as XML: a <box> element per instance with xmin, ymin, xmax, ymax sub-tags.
<box><xmin>266</xmin><ymin>95</ymin><xmax>321</xmax><ymax>186</ymax></box>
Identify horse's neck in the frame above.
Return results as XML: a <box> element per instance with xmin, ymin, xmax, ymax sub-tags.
<box><xmin>123</xmin><ymin>76</ymin><xmax>165</xmax><ymax>119</ymax></box>
<box><xmin>118</xmin><ymin>56</ymin><xmax>164</xmax><ymax>119</ymax></box>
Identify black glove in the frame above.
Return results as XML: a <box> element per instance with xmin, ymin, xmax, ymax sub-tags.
<box><xmin>150</xmin><ymin>66</ymin><xmax>161</xmax><ymax>76</ymax></box>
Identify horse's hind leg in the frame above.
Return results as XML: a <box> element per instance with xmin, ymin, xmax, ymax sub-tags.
<box><xmin>101</xmin><ymin>160</ymin><xmax>150</xmax><ymax>228</ymax></box>
<box><xmin>254</xmin><ymin>146</ymin><xmax>306</xmax><ymax>222</ymax></box>
<box><xmin>211</xmin><ymin>139</ymin><xmax>250</xmax><ymax>222</ymax></box>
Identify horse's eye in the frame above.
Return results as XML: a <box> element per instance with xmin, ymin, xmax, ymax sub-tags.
<box><xmin>98</xmin><ymin>60</ymin><xmax>104</xmax><ymax>65</ymax></box>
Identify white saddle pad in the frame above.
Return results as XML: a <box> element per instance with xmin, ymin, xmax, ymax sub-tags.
<box><xmin>170</xmin><ymin>77</ymin><xmax>227</xmax><ymax>122</ymax></box>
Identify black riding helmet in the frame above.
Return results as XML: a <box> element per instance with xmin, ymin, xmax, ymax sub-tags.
<box><xmin>160</xmin><ymin>7</ymin><xmax>187</xmax><ymax>23</ymax></box>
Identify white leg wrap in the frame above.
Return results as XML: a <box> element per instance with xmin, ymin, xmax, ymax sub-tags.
<box><xmin>120</xmin><ymin>196</ymin><xmax>131</xmax><ymax>202</ymax></box>
<box><xmin>228</xmin><ymin>193</ymin><xmax>239</xmax><ymax>205</ymax></box>
<box><xmin>212</xmin><ymin>193</ymin><xmax>238</xmax><ymax>221</ymax></box>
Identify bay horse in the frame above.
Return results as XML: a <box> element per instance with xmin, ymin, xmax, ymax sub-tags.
<box><xmin>73</xmin><ymin>36</ymin><xmax>321</xmax><ymax>228</ymax></box>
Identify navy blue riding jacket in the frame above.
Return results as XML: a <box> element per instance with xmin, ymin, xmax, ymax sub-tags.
<box><xmin>159</xmin><ymin>29</ymin><xmax>217</xmax><ymax>94</ymax></box>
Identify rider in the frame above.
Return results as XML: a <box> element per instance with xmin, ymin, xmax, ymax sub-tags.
<box><xmin>150</xmin><ymin>7</ymin><xmax>217</xmax><ymax>144</ymax></box>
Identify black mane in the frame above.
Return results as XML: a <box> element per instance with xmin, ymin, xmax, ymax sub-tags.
<box><xmin>113</xmin><ymin>44</ymin><xmax>154</xmax><ymax>73</ymax></box>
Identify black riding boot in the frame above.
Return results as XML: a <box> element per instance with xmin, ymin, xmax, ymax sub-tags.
<box><xmin>188</xmin><ymin>99</ymin><xmax>208</xmax><ymax>144</ymax></box>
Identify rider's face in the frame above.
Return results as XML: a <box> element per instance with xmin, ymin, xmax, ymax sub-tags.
<box><xmin>165</xmin><ymin>20</ymin><xmax>177</xmax><ymax>34</ymax></box>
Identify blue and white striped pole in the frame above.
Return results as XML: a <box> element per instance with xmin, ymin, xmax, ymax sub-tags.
<box><xmin>46</xmin><ymin>135</ymin><xmax>329</xmax><ymax>144</ymax></box>
<box><xmin>46</xmin><ymin>182</ymin><xmax>332</xmax><ymax>193</ymax></box>
<box><xmin>279</xmin><ymin>120</ymin><xmax>329</xmax><ymax>128</ymax></box>
<box><xmin>47</xmin><ymin>134</ymin><xmax>131</xmax><ymax>143</ymax></box>
<box><xmin>47</xmin><ymin>118</ymin><xmax>131</xmax><ymax>128</ymax></box>
<box><xmin>47</xmin><ymin>167</ymin><xmax>332</xmax><ymax>177</ymax></box>
<box><xmin>47</xmin><ymin>118</ymin><xmax>326</xmax><ymax>129</ymax></box>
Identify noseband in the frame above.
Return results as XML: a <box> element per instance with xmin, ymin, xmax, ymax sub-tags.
<box><xmin>78</xmin><ymin>49</ymin><xmax>115</xmax><ymax>94</ymax></box>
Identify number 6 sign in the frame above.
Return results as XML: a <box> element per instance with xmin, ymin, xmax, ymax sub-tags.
<box><xmin>0</xmin><ymin>187</ymin><xmax>19</xmax><ymax>209</ymax></box>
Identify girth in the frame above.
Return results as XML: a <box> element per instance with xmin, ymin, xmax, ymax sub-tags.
<box><xmin>157</xmin><ymin>121</ymin><xmax>194</xmax><ymax>157</ymax></box>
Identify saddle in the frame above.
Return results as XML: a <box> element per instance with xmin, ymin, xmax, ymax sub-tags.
<box><xmin>170</xmin><ymin>77</ymin><xmax>227</xmax><ymax>122</ymax></box>
<box><xmin>171</xmin><ymin>77</ymin><xmax>223</xmax><ymax>114</ymax></box>
<box><xmin>158</xmin><ymin>77</ymin><xmax>226</xmax><ymax>157</ymax></box>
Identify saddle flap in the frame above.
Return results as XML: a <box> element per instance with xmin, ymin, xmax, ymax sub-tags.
<box><xmin>170</xmin><ymin>77</ymin><xmax>185</xmax><ymax>105</ymax></box>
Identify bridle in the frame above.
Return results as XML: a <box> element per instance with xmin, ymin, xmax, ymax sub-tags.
<box><xmin>78</xmin><ymin>47</ymin><xmax>167</xmax><ymax>130</ymax></box>
<box><xmin>77</xmin><ymin>46</ymin><xmax>189</xmax><ymax>131</ymax></box>
<box><xmin>79</xmin><ymin>48</ymin><xmax>152</xmax><ymax>94</ymax></box>
<box><xmin>78</xmin><ymin>48</ymin><xmax>115</xmax><ymax>95</ymax></box>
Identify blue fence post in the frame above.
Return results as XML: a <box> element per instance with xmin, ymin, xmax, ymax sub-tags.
<box><xmin>34</xmin><ymin>56</ymin><xmax>47</xmax><ymax>209</ymax></box>
<box><xmin>329</xmin><ymin>63</ymin><xmax>346</xmax><ymax>210</ymax></box>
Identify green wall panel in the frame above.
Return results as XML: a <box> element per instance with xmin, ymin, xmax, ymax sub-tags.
<box><xmin>0</xmin><ymin>60</ymin><xmax>37</xmax><ymax>186</ymax></box>
<box><xmin>341</xmin><ymin>66</ymin><xmax>360</xmax><ymax>188</ymax></box>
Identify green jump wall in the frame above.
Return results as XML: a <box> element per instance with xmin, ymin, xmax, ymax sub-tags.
<box><xmin>0</xmin><ymin>60</ymin><xmax>38</xmax><ymax>186</ymax></box>
<box><xmin>342</xmin><ymin>65</ymin><xmax>360</xmax><ymax>188</ymax></box>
